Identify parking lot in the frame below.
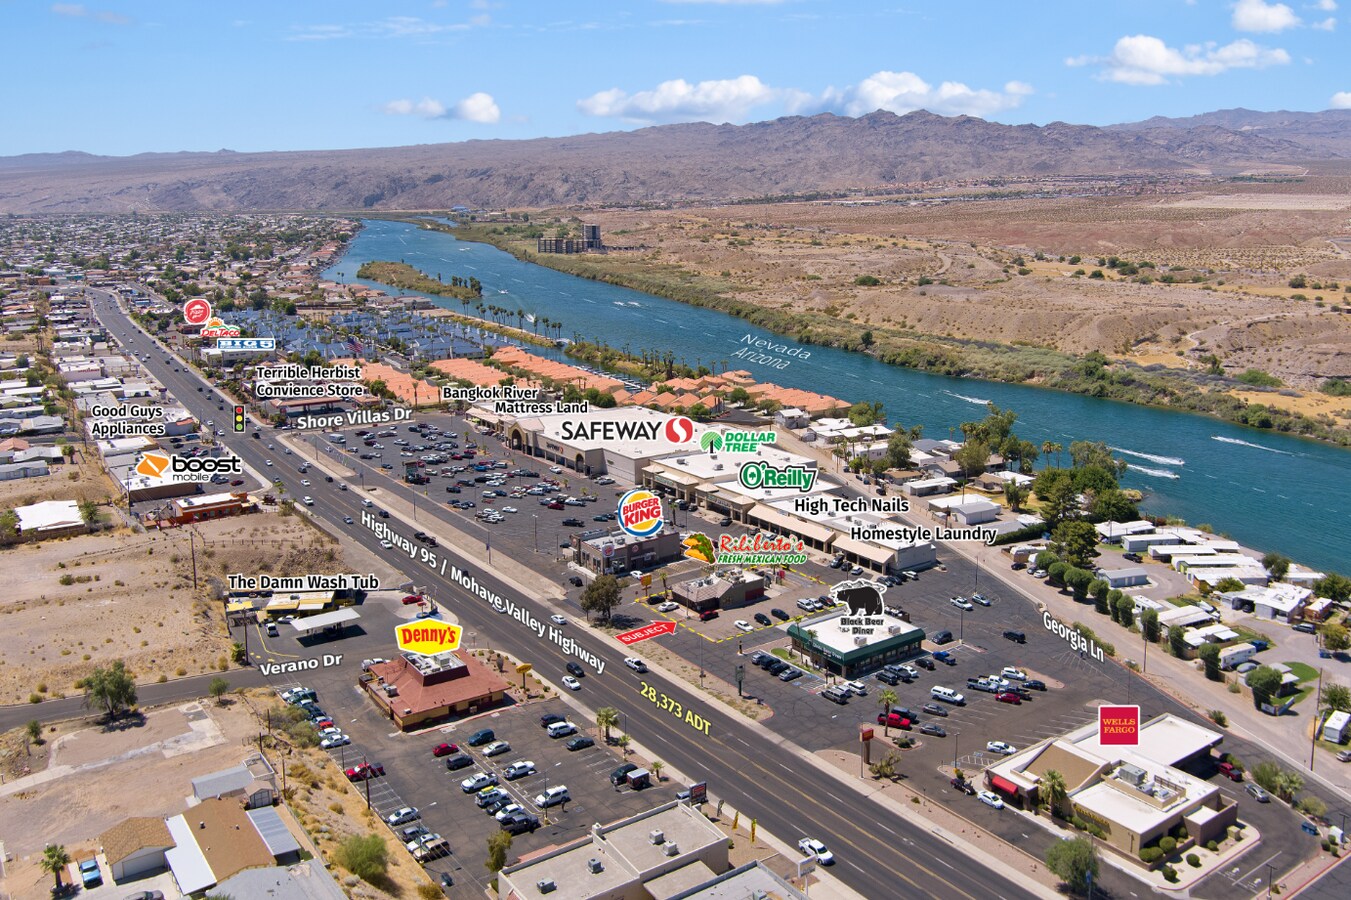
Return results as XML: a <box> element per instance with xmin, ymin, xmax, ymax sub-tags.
<box><xmin>255</xmin><ymin>592</ymin><xmax>685</xmax><ymax>899</ymax></box>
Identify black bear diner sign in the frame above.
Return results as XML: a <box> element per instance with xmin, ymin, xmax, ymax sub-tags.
<box><xmin>831</xmin><ymin>579</ymin><xmax>887</xmax><ymax>637</ymax></box>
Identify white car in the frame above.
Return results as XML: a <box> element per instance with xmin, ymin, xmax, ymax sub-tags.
<box><xmin>302</xmin><ymin>496</ymin><xmax>314</xmax><ymax>506</ymax></box>
<box><xmin>501</xmin><ymin>506</ymin><xmax>518</xmax><ymax>513</ymax></box>
<box><xmin>978</xmin><ymin>790</ymin><xmax>1005</xmax><ymax>809</ymax></box>
<box><xmin>300</xmin><ymin>479</ymin><xmax>310</xmax><ymax>486</ymax></box>
<box><xmin>503</xmin><ymin>760</ymin><xmax>537</xmax><ymax>780</ymax></box>
<box><xmin>550</xmin><ymin>465</ymin><xmax>563</xmax><ymax>473</ymax></box>
<box><xmin>550</xmin><ymin>615</ymin><xmax>568</xmax><ymax>625</ymax></box>
<box><xmin>1000</xmin><ymin>667</ymin><xmax>1027</xmax><ymax>681</ymax></box>
<box><xmin>265</xmin><ymin>459</ymin><xmax>273</xmax><ymax>466</ymax></box>
<box><xmin>658</xmin><ymin>601</ymin><xmax>679</xmax><ymax>613</ymax></box>
<box><xmin>494</xmin><ymin>803</ymin><xmax>525</xmax><ymax>822</ymax></box>
<box><xmin>386</xmin><ymin>806</ymin><xmax>420</xmax><ymax>826</ymax></box>
<box><xmin>482</xmin><ymin>740</ymin><xmax>511</xmax><ymax>757</ymax></box>
<box><xmin>950</xmin><ymin>597</ymin><xmax>974</xmax><ymax>611</ymax></box>
<box><xmin>461</xmin><ymin>772</ymin><xmax>497</xmax><ymax>793</ymax></box>
<box><xmin>629</xmin><ymin>570</ymin><xmax>644</xmax><ymax>579</ymax></box>
<box><xmin>846</xmin><ymin>680</ymin><xmax>868</xmax><ymax>696</ymax></box>
<box><xmin>320</xmin><ymin>733</ymin><xmax>350</xmax><ymax>749</ymax></box>
<box><xmin>562</xmin><ymin>675</ymin><xmax>581</xmax><ymax>691</ymax></box>
<box><xmin>972</xmin><ymin>593</ymin><xmax>992</xmax><ymax>606</ymax></box>
<box><xmin>798</xmin><ymin>837</ymin><xmax>835</xmax><ymax>865</ymax></box>
<box><xmin>380</xmin><ymin>540</ymin><xmax>393</xmax><ymax>549</ymax></box>
<box><xmin>624</xmin><ymin>657</ymin><xmax>648</xmax><ymax>673</ymax></box>
<box><xmin>735</xmin><ymin>620</ymin><xmax>754</xmax><ymax>633</ymax></box>
<box><xmin>343</xmin><ymin>516</ymin><xmax>353</xmax><ymax>524</ymax></box>
<box><xmin>986</xmin><ymin>741</ymin><xmax>1017</xmax><ymax>756</ymax></box>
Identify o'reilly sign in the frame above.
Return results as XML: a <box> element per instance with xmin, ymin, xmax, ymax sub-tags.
<box><xmin>738</xmin><ymin>461</ymin><xmax>816</xmax><ymax>492</ymax></box>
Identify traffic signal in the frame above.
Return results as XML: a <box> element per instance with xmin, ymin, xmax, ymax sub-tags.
<box><xmin>233</xmin><ymin>405</ymin><xmax>246</xmax><ymax>433</ymax></box>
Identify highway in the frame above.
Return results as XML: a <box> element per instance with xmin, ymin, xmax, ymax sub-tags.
<box><xmin>82</xmin><ymin>288</ymin><xmax>1043</xmax><ymax>900</ymax></box>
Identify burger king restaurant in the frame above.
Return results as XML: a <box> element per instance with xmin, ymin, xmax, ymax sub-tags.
<box><xmin>572</xmin><ymin>527</ymin><xmax>683</xmax><ymax>575</ymax></box>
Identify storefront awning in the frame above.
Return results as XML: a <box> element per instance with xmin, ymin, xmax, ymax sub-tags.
<box><xmin>747</xmin><ymin>504</ymin><xmax>834</xmax><ymax>544</ymax></box>
<box><xmin>830</xmin><ymin>535</ymin><xmax>895</xmax><ymax>565</ymax></box>
<box><xmin>990</xmin><ymin>775</ymin><xmax>1021</xmax><ymax>795</ymax></box>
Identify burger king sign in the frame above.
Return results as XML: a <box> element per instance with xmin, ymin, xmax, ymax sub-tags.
<box><xmin>617</xmin><ymin>489</ymin><xmax>664</xmax><ymax>538</ymax></box>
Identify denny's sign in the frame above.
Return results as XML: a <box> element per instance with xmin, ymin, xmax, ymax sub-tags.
<box><xmin>396</xmin><ymin>621</ymin><xmax>462</xmax><ymax>656</ymax></box>
<box><xmin>1098</xmin><ymin>705</ymin><xmax>1140</xmax><ymax>745</ymax></box>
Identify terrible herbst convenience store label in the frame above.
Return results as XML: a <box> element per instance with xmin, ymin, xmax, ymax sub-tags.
<box><xmin>1098</xmin><ymin>705</ymin><xmax>1140</xmax><ymax>745</ymax></box>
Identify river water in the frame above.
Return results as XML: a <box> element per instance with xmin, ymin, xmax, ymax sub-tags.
<box><xmin>324</xmin><ymin>219</ymin><xmax>1350</xmax><ymax>574</ymax></box>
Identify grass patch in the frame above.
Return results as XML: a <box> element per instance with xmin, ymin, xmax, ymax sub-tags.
<box><xmin>1284</xmin><ymin>661</ymin><xmax>1319</xmax><ymax>682</ymax></box>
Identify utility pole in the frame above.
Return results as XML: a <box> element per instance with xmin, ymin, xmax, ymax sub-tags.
<box><xmin>189</xmin><ymin>529</ymin><xmax>198</xmax><ymax>590</ymax></box>
<box><xmin>1310</xmin><ymin>667</ymin><xmax>1323</xmax><ymax>771</ymax></box>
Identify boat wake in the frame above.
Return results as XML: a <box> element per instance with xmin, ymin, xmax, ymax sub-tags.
<box><xmin>1211</xmin><ymin>435</ymin><xmax>1293</xmax><ymax>455</ymax></box>
<box><xmin>1110</xmin><ymin>446</ymin><xmax>1185</xmax><ymax>466</ymax></box>
<box><xmin>942</xmin><ymin>390</ymin><xmax>991</xmax><ymax>405</ymax></box>
<box><xmin>1127</xmin><ymin>463</ymin><xmax>1179</xmax><ymax>480</ymax></box>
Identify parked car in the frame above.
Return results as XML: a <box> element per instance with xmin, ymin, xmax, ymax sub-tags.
<box><xmin>1217</xmin><ymin>761</ymin><xmax>1244</xmax><ymax>782</ymax></box>
<box><xmin>950</xmin><ymin>777</ymin><xmax>976</xmax><ymax>795</ymax></box>
<box><xmin>978</xmin><ymin>790</ymin><xmax>1005</xmax><ymax>810</ymax></box>
<box><xmin>1022</xmin><ymin>679</ymin><xmax>1047</xmax><ymax>691</ymax></box>
<box><xmin>432</xmin><ymin>742</ymin><xmax>458</xmax><ymax>757</ymax></box>
<box><xmin>779</xmin><ymin>668</ymin><xmax>803</xmax><ymax>682</ymax></box>
<box><xmin>483</xmin><ymin>741</ymin><xmax>511</xmax><ymax>757</ymax></box>
<box><xmin>753</xmin><ymin>612</ymin><xmax>773</xmax><ymax>626</ymax></box>
<box><xmin>345</xmin><ymin>762</ymin><xmax>385</xmax><ymax>781</ymax></box>
<box><xmin>1245</xmin><ymin>783</ymin><xmax>1270</xmax><ymax>802</ymax></box>
<box><xmin>566</xmin><ymin>736</ymin><xmax>595</xmax><ymax>751</ymax></box>
<box><xmin>386</xmin><ymin>806</ymin><xmax>420</xmax><ymax>826</ymax></box>
<box><xmin>735</xmin><ymin>620</ymin><xmax>754</xmax><ymax>633</ymax></box>
<box><xmin>501</xmin><ymin>813</ymin><xmax>541</xmax><ymax>834</ymax></box>
<box><xmin>950</xmin><ymin>597</ymin><xmax>974</xmax><ymax>612</ymax></box>
<box><xmin>610</xmin><ymin>763</ymin><xmax>640</xmax><ymax>785</ymax></box>
<box><xmin>986</xmin><ymin>741</ymin><xmax>1017</xmax><ymax>755</ymax></box>
<box><xmin>535</xmin><ymin>785</ymin><xmax>571</xmax><ymax>808</ymax></box>
<box><xmin>467</xmin><ymin>728</ymin><xmax>495</xmax><ymax>747</ymax></box>
<box><xmin>503</xmin><ymin>760</ymin><xmax>537</xmax><ymax>780</ymax></box>
<box><xmin>920</xmin><ymin>722</ymin><xmax>947</xmax><ymax>737</ymax></box>
<box><xmin>78</xmin><ymin>859</ymin><xmax>102</xmax><ymax>888</ymax></box>
<box><xmin>771</xmin><ymin>607</ymin><xmax>790</xmax><ymax>620</ymax></box>
<box><xmin>932</xmin><ymin>650</ymin><xmax>956</xmax><ymax>665</ymax></box>
<box><xmin>444</xmin><ymin>754</ymin><xmax>474</xmax><ymax>771</ymax></box>
<box><xmin>921</xmin><ymin>703</ymin><xmax>950</xmax><ymax>717</ymax></box>
<box><xmin>995</xmin><ymin>692</ymin><xmax>1022</xmax><ymax>705</ymax></box>
<box><xmin>461</xmin><ymin>772</ymin><xmax>498</xmax><ymax>793</ymax></box>
<box><xmin>876</xmin><ymin>711</ymin><xmax>911</xmax><ymax>729</ymax></box>
<box><xmin>658</xmin><ymin>601</ymin><xmax>679</xmax><ymax>612</ymax></box>
<box><xmin>932</xmin><ymin>630</ymin><xmax>954</xmax><ymax>645</ymax></box>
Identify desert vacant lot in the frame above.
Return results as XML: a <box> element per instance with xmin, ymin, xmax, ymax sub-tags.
<box><xmin>0</xmin><ymin>510</ymin><xmax>341</xmax><ymax>704</ymax></box>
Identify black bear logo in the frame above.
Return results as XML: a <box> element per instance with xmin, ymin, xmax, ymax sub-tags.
<box><xmin>831</xmin><ymin>579</ymin><xmax>886</xmax><ymax>616</ymax></box>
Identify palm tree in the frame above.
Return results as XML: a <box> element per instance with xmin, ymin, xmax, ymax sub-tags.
<box><xmin>650</xmin><ymin>760</ymin><xmax>665</xmax><ymax>782</ymax></box>
<box><xmin>878</xmin><ymin>689</ymin><xmax>899</xmax><ymax>735</ymax></box>
<box><xmin>1042</xmin><ymin>441</ymin><xmax>1062</xmax><ymax>469</ymax></box>
<box><xmin>596</xmin><ymin>706</ymin><xmax>620</xmax><ymax>743</ymax></box>
<box><xmin>1041</xmin><ymin>769</ymin><xmax>1069</xmax><ymax>819</ymax></box>
<box><xmin>42</xmin><ymin>844</ymin><xmax>71</xmax><ymax>891</ymax></box>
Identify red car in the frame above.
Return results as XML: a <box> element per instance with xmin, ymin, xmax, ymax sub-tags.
<box><xmin>402</xmin><ymin>594</ymin><xmax>424</xmax><ymax>605</ymax></box>
<box><xmin>876</xmin><ymin>712</ymin><xmax>912</xmax><ymax>729</ymax></box>
<box><xmin>995</xmin><ymin>692</ymin><xmax>1022</xmax><ymax>705</ymax></box>
<box><xmin>699</xmin><ymin>609</ymin><xmax>719</xmax><ymax>621</ymax></box>
<box><xmin>547</xmin><ymin>501</ymin><xmax>564</xmax><ymax>510</ymax></box>
<box><xmin>432</xmin><ymin>742</ymin><xmax>459</xmax><ymax>758</ymax></box>
<box><xmin>345</xmin><ymin>763</ymin><xmax>385</xmax><ymax>781</ymax></box>
<box><xmin>1217</xmin><ymin>762</ymin><xmax>1244</xmax><ymax>782</ymax></box>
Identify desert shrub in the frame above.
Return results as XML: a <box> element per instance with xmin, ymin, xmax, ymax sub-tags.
<box><xmin>1187</xmin><ymin>853</ymin><xmax>1201</xmax><ymax>868</ymax></box>
<box><xmin>1141</xmin><ymin>847</ymin><xmax>1163</xmax><ymax>863</ymax></box>
<box><xmin>1160</xmin><ymin>836</ymin><xmax>1176</xmax><ymax>853</ymax></box>
<box><xmin>1206</xmin><ymin>840</ymin><xmax>1219</xmax><ymax>852</ymax></box>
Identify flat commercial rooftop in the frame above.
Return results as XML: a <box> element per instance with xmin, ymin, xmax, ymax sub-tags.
<box><xmin>798</xmin><ymin>604</ymin><xmax>923</xmax><ymax>654</ymax></box>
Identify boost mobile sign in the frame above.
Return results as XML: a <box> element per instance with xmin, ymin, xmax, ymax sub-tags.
<box><xmin>135</xmin><ymin>451</ymin><xmax>242</xmax><ymax>483</ymax></box>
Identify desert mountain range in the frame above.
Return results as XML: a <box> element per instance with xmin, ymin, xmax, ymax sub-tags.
<box><xmin>2</xmin><ymin>107</ymin><xmax>1349</xmax><ymax>214</ymax></box>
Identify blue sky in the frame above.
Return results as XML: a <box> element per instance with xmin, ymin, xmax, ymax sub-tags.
<box><xmin>6</xmin><ymin>0</ymin><xmax>1349</xmax><ymax>156</ymax></box>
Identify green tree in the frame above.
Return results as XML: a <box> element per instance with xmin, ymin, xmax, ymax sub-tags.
<box><xmin>486</xmin><ymin>830</ymin><xmax>512</xmax><ymax>874</ymax></box>
<box><xmin>1045</xmin><ymin>835</ymin><xmax>1099</xmax><ymax>896</ymax></box>
<box><xmin>1115</xmin><ymin>594</ymin><xmax>1136</xmax><ymax>628</ymax></box>
<box><xmin>1064</xmin><ymin>567</ymin><xmax>1094</xmax><ymax>602</ymax></box>
<box><xmin>1213</xmin><ymin>577</ymin><xmax>1245</xmax><ymax>594</ymax></box>
<box><xmin>1052</xmin><ymin>520</ymin><xmax>1099</xmax><ymax>568</ymax></box>
<box><xmin>1047</xmin><ymin>561</ymin><xmax>1070</xmax><ymax>584</ymax></box>
<box><xmin>580</xmin><ymin>575</ymin><xmax>623</xmax><ymax>623</ymax></box>
<box><xmin>885</xmin><ymin>429</ymin><xmax>913</xmax><ymax>469</ymax></box>
<box><xmin>1168</xmin><ymin>625</ymin><xmax>1188</xmax><ymax>657</ymax></box>
<box><xmin>1034</xmin><ymin>550</ymin><xmax>1061</xmax><ymax>571</ymax></box>
<box><xmin>1251</xmin><ymin>760</ymin><xmax>1280</xmax><ymax>793</ymax></box>
<box><xmin>878</xmin><ymin>688</ymin><xmax>899</xmax><ymax>735</ymax></box>
<box><xmin>1089</xmin><ymin>489</ymin><xmax>1138</xmax><ymax>523</ymax></box>
<box><xmin>1320</xmin><ymin>623</ymin><xmax>1350</xmax><ymax>653</ymax></box>
<box><xmin>1004</xmin><ymin>482</ymin><xmax>1029</xmax><ymax>512</ymax></box>
<box><xmin>1037</xmin><ymin>473</ymin><xmax>1080</xmax><ymax>529</ymax></box>
<box><xmin>334</xmin><ymin>834</ymin><xmax>388</xmax><ymax>883</ymax></box>
<box><xmin>1141</xmin><ymin>608</ymin><xmax>1160</xmax><ymax>644</ymax></box>
<box><xmin>26</xmin><ymin>718</ymin><xmax>42</xmax><ymax>746</ymax></box>
<box><xmin>0</xmin><ymin>508</ymin><xmax>18</xmax><ymax>545</ymax></box>
<box><xmin>42</xmin><ymin>844</ymin><xmax>71</xmax><ymax>891</ymax></box>
<box><xmin>596</xmin><ymin>706</ymin><xmax>620</xmax><ymax>742</ymax></box>
<box><xmin>1320</xmin><ymin>682</ymin><xmax>1351</xmax><ymax>713</ymax></box>
<box><xmin>1198</xmin><ymin>644</ymin><xmax>1222</xmax><ymax>681</ymax></box>
<box><xmin>848</xmin><ymin>400</ymin><xmax>884</xmax><ymax>427</ymax></box>
<box><xmin>83</xmin><ymin>659</ymin><xmax>137</xmax><ymax>719</ymax></box>
<box><xmin>209</xmin><ymin>677</ymin><xmax>230</xmax><ymax>704</ymax></box>
<box><xmin>1262</xmin><ymin>553</ymin><xmax>1291</xmax><ymax>581</ymax></box>
<box><xmin>1088</xmin><ymin>579</ymin><xmax>1109</xmax><ymax>614</ymax></box>
<box><xmin>1274</xmin><ymin>769</ymin><xmax>1304</xmax><ymax>802</ymax></box>
<box><xmin>1247</xmin><ymin>665</ymin><xmax>1284</xmax><ymax>708</ymax></box>
<box><xmin>78</xmin><ymin>498</ymin><xmax>102</xmax><ymax>527</ymax></box>
<box><xmin>1314</xmin><ymin>573</ymin><xmax>1351</xmax><ymax>602</ymax></box>
<box><xmin>1041</xmin><ymin>769</ymin><xmax>1069</xmax><ymax>818</ymax></box>
<box><xmin>953</xmin><ymin>440</ymin><xmax>990</xmax><ymax>479</ymax></box>
<box><xmin>1069</xmin><ymin>441</ymin><xmax>1127</xmax><ymax>478</ymax></box>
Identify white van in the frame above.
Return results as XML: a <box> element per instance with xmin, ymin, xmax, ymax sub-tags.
<box><xmin>535</xmin><ymin>785</ymin><xmax>570</xmax><ymax>808</ymax></box>
<box><xmin>362</xmin><ymin>498</ymin><xmax>373</xmax><ymax>507</ymax></box>
<box><xmin>930</xmin><ymin>686</ymin><xmax>966</xmax><ymax>705</ymax></box>
<box><xmin>327</xmin><ymin>433</ymin><xmax>346</xmax><ymax>445</ymax></box>
<box><xmin>546</xmin><ymin>721</ymin><xmax>577</xmax><ymax>739</ymax></box>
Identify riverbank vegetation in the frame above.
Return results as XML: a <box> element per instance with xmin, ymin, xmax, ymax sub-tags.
<box><xmin>442</xmin><ymin>218</ymin><xmax>1351</xmax><ymax>448</ymax></box>
<box><xmin>356</xmin><ymin>260</ymin><xmax>482</xmax><ymax>300</ymax></box>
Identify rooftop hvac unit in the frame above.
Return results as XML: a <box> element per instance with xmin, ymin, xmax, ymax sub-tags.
<box><xmin>854</xmin><ymin>636</ymin><xmax>868</xmax><ymax>646</ymax></box>
<box><xmin>649</xmin><ymin>830</ymin><xmax>665</xmax><ymax>845</ymax></box>
<box><xmin>713</xmin><ymin>463</ymin><xmax>723</xmax><ymax>471</ymax></box>
<box><xmin>536</xmin><ymin>880</ymin><xmax>557</xmax><ymax>893</ymax></box>
<box><xmin>664</xmin><ymin>842</ymin><xmax>680</xmax><ymax>857</ymax></box>
<box><xmin>888</xmin><ymin>625</ymin><xmax>902</xmax><ymax>635</ymax></box>
<box><xmin>587</xmin><ymin>858</ymin><xmax>604</xmax><ymax>874</ymax></box>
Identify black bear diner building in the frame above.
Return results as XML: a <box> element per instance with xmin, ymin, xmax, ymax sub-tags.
<box><xmin>787</xmin><ymin>606</ymin><xmax>926</xmax><ymax>678</ymax></box>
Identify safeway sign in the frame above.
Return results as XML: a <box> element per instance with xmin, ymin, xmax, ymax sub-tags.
<box><xmin>616</xmin><ymin>621</ymin><xmax>677</xmax><ymax>645</ymax></box>
<box><xmin>396</xmin><ymin>621</ymin><xmax>462</xmax><ymax>656</ymax></box>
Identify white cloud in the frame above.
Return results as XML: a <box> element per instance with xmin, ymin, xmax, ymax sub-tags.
<box><xmin>1232</xmin><ymin>0</ymin><xmax>1301</xmax><ymax>32</ymax></box>
<box><xmin>1313</xmin><ymin>0</ymin><xmax>1337</xmax><ymax>11</ymax></box>
<box><xmin>658</xmin><ymin>0</ymin><xmax>784</xmax><ymax>4</ymax></box>
<box><xmin>809</xmin><ymin>71</ymin><xmax>1034</xmax><ymax>118</ymax></box>
<box><xmin>453</xmin><ymin>92</ymin><xmax>501</xmax><ymax>123</ymax></box>
<box><xmin>1331</xmin><ymin>91</ymin><xmax>1351</xmax><ymax>107</ymax></box>
<box><xmin>1068</xmin><ymin>34</ymin><xmax>1290</xmax><ymax>85</ymax></box>
<box><xmin>50</xmin><ymin>3</ymin><xmax>131</xmax><ymax>25</ymax></box>
<box><xmin>383</xmin><ymin>92</ymin><xmax>500</xmax><ymax>123</ymax></box>
<box><xmin>578</xmin><ymin>75</ymin><xmax>778</xmax><ymax>123</ymax></box>
<box><xmin>288</xmin><ymin>15</ymin><xmax>486</xmax><ymax>41</ymax></box>
<box><xmin>1312</xmin><ymin>15</ymin><xmax>1337</xmax><ymax>27</ymax></box>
